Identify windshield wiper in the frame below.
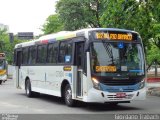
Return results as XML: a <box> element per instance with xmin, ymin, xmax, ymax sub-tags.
<box><xmin>124</xmin><ymin>44</ymin><xmax>132</xmax><ymax>57</ymax></box>
<box><xmin>103</xmin><ymin>42</ymin><xmax>115</xmax><ymax>65</ymax></box>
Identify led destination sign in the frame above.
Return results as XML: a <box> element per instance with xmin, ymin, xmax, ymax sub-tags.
<box><xmin>95</xmin><ymin>66</ymin><xmax>117</xmax><ymax>72</ymax></box>
<box><xmin>95</xmin><ymin>32</ymin><xmax>135</xmax><ymax>41</ymax></box>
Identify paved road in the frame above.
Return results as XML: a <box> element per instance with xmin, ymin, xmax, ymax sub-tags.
<box><xmin>0</xmin><ymin>80</ymin><xmax>160</xmax><ymax>120</ymax></box>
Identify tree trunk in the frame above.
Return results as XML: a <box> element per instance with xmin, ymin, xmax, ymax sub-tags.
<box><xmin>154</xmin><ymin>60</ymin><xmax>158</xmax><ymax>77</ymax></box>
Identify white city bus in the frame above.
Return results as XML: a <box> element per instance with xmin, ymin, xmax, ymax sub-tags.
<box><xmin>13</xmin><ymin>28</ymin><xmax>146</xmax><ymax>106</ymax></box>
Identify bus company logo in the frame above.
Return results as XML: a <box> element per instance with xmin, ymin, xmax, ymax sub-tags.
<box><xmin>119</xmin><ymin>88</ymin><xmax>123</xmax><ymax>92</ymax></box>
<box><xmin>63</xmin><ymin>66</ymin><xmax>72</xmax><ymax>71</ymax></box>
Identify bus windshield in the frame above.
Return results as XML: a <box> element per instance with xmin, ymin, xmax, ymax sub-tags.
<box><xmin>0</xmin><ymin>59</ymin><xmax>5</xmax><ymax>70</ymax></box>
<box><xmin>90</xmin><ymin>42</ymin><xmax>145</xmax><ymax>77</ymax></box>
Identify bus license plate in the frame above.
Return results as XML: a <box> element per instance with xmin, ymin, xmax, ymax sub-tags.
<box><xmin>116</xmin><ymin>93</ymin><xmax>126</xmax><ymax>98</ymax></box>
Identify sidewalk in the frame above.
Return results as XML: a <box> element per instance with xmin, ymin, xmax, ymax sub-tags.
<box><xmin>147</xmin><ymin>82</ymin><xmax>160</xmax><ymax>87</ymax></box>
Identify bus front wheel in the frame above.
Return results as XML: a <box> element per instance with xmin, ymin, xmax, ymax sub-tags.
<box><xmin>25</xmin><ymin>80</ymin><xmax>34</xmax><ymax>97</ymax></box>
<box><xmin>64</xmin><ymin>84</ymin><xmax>76</xmax><ymax>107</ymax></box>
<box><xmin>0</xmin><ymin>80</ymin><xmax>2</xmax><ymax>85</ymax></box>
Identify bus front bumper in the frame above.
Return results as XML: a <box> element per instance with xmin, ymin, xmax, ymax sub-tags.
<box><xmin>83</xmin><ymin>88</ymin><xmax>146</xmax><ymax>103</ymax></box>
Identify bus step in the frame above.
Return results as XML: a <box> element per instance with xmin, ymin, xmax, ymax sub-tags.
<box><xmin>76</xmin><ymin>96</ymin><xmax>83</xmax><ymax>99</ymax></box>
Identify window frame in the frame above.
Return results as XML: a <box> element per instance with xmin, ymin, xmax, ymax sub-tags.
<box><xmin>36</xmin><ymin>44</ymin><xmax>47</xmax><ymax>64</ymax></box>
<box><xmin>58</xmin><ymin>39</ymin><xmax>74</xmax><ymax>64</ymax></box>
<box><xmin>46</xmin><ymin>42</ymin><xmax>59</xmax><ymax>64</ymax></box>
<box><xmin>28</xmin><ymin>45</ymin><xmax>37</xmax><ymax>65</ymax></box>
<box><xmin>22</xmin><ymin>47</ymin><xmax>29</xmax><ymax>65</ymax></box>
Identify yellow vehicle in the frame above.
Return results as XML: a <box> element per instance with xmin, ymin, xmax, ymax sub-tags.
<box><xmin>0</xmin><ymin>53</ymin><xmax>7</xmax><ymax>85</ymax></box>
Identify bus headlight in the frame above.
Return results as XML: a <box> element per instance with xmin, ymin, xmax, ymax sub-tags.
<box><xmin>92</xmin><ymin>77</ymin><xmax>101</xmax><ymax>90</ymax></box>
<box><xmin>139</xmin><ymin>79</ymin><xmax>145</xmax><ymax>89</ymax></box>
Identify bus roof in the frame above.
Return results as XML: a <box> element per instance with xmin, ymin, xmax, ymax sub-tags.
<box><xmin>15</xmin><ymin>28</ymin><xmax>138</xmax><ymax>49</ymax></box>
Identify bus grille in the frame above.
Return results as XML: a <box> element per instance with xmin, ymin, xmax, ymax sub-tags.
<box><xmin>105</xmin><ymin>88</ymin><xmax>134</xmax><ymax>92</ymax></box>
<box><xmin>107</xmin><ymin>94</ymin><xmax>134</xmax><ymax>100</ymax></box>
<box><xmin>102</xmin><ymin>79</ymin><xmax>140</xmax><ymax>86</ymax></box>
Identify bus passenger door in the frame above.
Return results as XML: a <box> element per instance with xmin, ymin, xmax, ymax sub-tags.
<box><xmin>75</xmin><ymin>42</ymin><xmax>84</xmax><ymax>97</ymax></box>
<box><xmin>15</xmin><ymin>50</ymin><xmax>22</xmax><ymax>88</ymax></box>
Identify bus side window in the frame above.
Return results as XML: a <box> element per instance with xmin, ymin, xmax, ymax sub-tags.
<box><xmin>47</xmin><ymin>43</ymin><xmax>58</xmax><ymax>63</ymax></box>
<box><xmin>59</xmin><ymin>42</ymin><xmax>65</xmax><ymax>63</ymax></box>
<box><xmin>65</xmin><ymin>43</ymin><xmax>72</xmax><ymax>63</ymax></box>
<box><xmin>37</xmin><ymin>45</ymin><xmax>47</xmax><ymax>64</ymax></box>
<box><xmin>75</xmin><ymin>42</ymin><xmax>84</xmax><ymax>69</ymax></box>
<box><xmin>59</xmin><ymin>41</ymin><xmax>73</xmax><ymax>63</ymax></box>
<box><xmin>28</xmin><ymin>46</ymin><xmax>36</xmax><ymax>64</ymax></box>
<box><xmin>16</xmin><ymin>51</ymin><xmax>22</xmax><ymax>67</ymax></box>
<box><xmin>22</xmin><ymin>47</ymin><xmax>28</xmax><ymax>65</ymax></box>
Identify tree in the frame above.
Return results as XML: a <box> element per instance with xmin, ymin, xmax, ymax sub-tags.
<box><xmin>55</xmin><ymin>0</ymin><xmax>154</xmax><ymax>47</ymax></box>
<box><xmin>51</xmin><ymin>0</ymin><xmax>160</xmax><ymax>66</ymax></box>
<box><xmin>100</xmin><ymin>0</ymin><xmax>154</xmax><ymax>48</ymax></box>
<box><xmin>42</xmin><ymin>14</ymin><xmax>64</xmax><ymax>34</ymax></box>
<box><xmin>138</xmin><ymin>0</ymin><xmax>160</xmax><ymax>65</ymax></box>
<box><xmin>0</xmin><ymin>28</ymin><xmax>9</xmax><ymax>51</ymax></box>
<box><xmin>56</xmin><ymin>0</ymin><xmax>103</xmax><ymax>30</ymax></box>
<box><xmin>55</xmin><ymin>0</ymin><xmax>159</xmax><ymax>48</ymax></box>
<box><xmin>3</xmin><ymin>38</ymin><xmax>23</xmax><ymax>64</ymax></box>
<box><xmin>147</xmin><ymin>44</ymin><xmax>160</xmax><ymax>64</ymax></box>
<box><xmin>147</xmin><ymin>0</ymin><xmax>160</xmax><ymax>49</ymax></box>
<box><xmin>0</xmin><ymin>29</ymin><xmax>24</xmax><ymax>64</ymax></box>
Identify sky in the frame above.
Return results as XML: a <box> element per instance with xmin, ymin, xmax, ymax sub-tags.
<box><xmin>0</xmin><ymin>0</ymin><xmax>57</xmax><ymax>35</ymax></box>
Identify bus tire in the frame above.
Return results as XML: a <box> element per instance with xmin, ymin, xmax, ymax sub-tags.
<box><xmin>0</xmin><ymin>80</ymin><xmax>2</xmax><ymax>85</ymax></box>
<box><xmin>64</xmin><ymin>84</ymin><xmax>76</xmax><ymax>107</ymax></box>
<box><xmin>25</xmin><ymin>79</ymin><xmax>34</xmax><ymax>97</ymax></box>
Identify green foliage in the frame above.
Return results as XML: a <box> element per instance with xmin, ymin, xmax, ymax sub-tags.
<box><xmin>4</xmin><ymin>39</ymin><xmax>23</xmax><ymax>64</ymax></box>
<box><xmin>147</xmin><ymin>44</ymin><xmax>160</xmax><ymax>64</ymax></box>
<box><xmin>0</xmin><ymin>29</ymin><xmax>26</xmax><ymax>64</ymax></box>
<box><xmin>147</xmin><ymin>0</ymin><xmax>160</xmax><ymax>49</ymax></box>
<box><xmin>43</xmin><ymin>0</ymin><xmax>160</xmax><ymax>65</ymax></box>
<box><xmin>56</xmin><ymin>0</ymin><xmax>87</xmax><ymax>30</ymax></box>
<box><xmin>55</xmin><ymin>0</ymin><xmax>155</xmax><ymax>47</ymax></box>
<box><xmin>151</xmin><ymin>23</ymin><xmax>160</xmax><ymax>49</ymax></box>
<box><xmin>100</xmin><ymin>0</ymin><xmax>154</xmax><ymax>48</ymax></box>
<box><xmin>42</xmin><ymin>14</ymin><xmax>64</xmax><ymax>34</ymax></box>
<box><xmin>142</xmin><ymin>0</ymin><xmax>160</xmax><ymax>65</ymax></box>
<box><xmin>0</xmin><ymin>28</ymin><xmax>9</xmax><ymax>54</ymax></box>
<box><xmin>56</xmin><ymin>0</ymin><xmax>103</xmax><ymax>30</ymax></box>
<box><xmin>0</xmin><ymin>28</ymin><xmax>8</xmax><ymax>42</ymax></box>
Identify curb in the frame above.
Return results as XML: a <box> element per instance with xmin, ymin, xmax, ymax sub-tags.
<box><xmin>147</xmin><ymin>78</ymin><xmax>160</xmax><ymax>83</ymax></box>
<box><xmin>147</xmin><ymin>82</ymin><xmax>160</xmax><ymax>87</ymax></box>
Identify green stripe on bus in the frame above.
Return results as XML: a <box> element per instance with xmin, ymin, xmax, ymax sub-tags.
<box><xmin>56</xmin><ymin>36</ymin><xmax>64</xmax><ymax>40</ymax></box>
